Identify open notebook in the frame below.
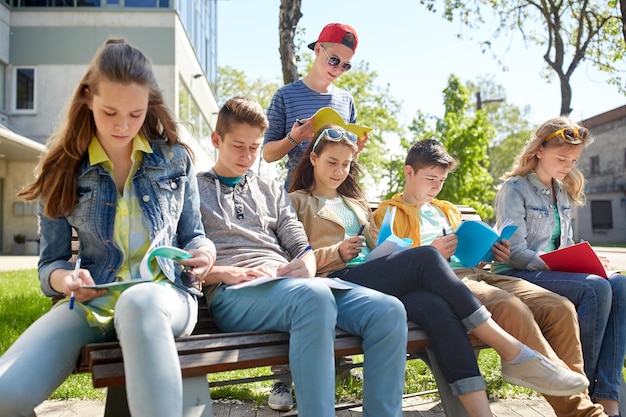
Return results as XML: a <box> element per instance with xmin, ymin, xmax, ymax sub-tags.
<box><xmin>539</xmin><ymin>241</ymin><xmax>620</xmax><ymax>279</ymax></box>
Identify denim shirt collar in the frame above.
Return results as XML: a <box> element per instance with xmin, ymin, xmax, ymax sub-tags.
<box><xmin>527</xmin><ymin>171</ymin><xmax>567</xmax><ymax>203</ymax></box>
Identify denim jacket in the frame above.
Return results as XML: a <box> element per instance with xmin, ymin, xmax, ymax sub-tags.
<box><xmin>494</xmin><ymin>171</ymin><xmax>574</xmax><ymax>272</ymax></box>
<box><xmin>38</xmin><ymin>142</ymin><xmax>215</xmax><ymax>297</ymax></box>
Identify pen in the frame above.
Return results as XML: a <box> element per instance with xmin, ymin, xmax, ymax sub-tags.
<box><xmin>295</xmin><ymin>245</ymin><xmax>312</xmax><ymax>260</ymax></box>
<box><xmin>357</xmin><ymin>223</ymin><xmax>366</xmax><ymax>235</ymax></box>
<box><xmin>442</xmin><ymin>228</ymin><xmax>450</xmax><ymax>261</ymax></box>
<box><xmin>69</xmin><ymin>257</ymin><xmax>81</xmax><ymax>310</ymax></box>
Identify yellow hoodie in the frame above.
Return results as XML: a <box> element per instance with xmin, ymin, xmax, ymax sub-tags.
<box><xmin>373</xmin><ymin>193</ymin><xmax>462</xmax><ymax>247</ymax></box>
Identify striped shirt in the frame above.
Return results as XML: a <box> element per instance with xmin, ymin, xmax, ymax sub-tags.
<box><xmin>265</xmin><ymin>79</ymin><xmax>356</xmax><ymax>173</ymax></box>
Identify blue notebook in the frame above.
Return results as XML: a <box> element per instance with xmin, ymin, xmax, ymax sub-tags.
<box><xmin>454</xmin><ymin>219</ymin><xmax>517</xmax><ymax>267</ymax></box>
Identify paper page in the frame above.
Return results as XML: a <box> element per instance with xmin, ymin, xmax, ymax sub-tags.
<box><xmin>365</xmin><ymin>234</ymin><xmax>413</xmax><ymax>262</ymax></box>
<box><xmin>139</xmin><ymin>221</ymin><xmax>191</xmax><ymax>281</ymax></box>
<box><xmin>82</xmin><ymin>279</ymin><xmax>152</xmax><ymax>290</ymax></box>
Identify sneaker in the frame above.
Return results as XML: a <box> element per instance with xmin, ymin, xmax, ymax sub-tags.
<box><xmin>501</xmin><ymin>350</ymin><xmax>589</xmax><ymax>396</ymax></box>
<box><xmin>268</xmin><ymin>381</ymin><xmax>294</xmax><ymax>411</ymax></box>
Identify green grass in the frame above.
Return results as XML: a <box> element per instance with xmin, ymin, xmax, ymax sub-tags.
<box><xmin>0</xmin><ymin>270</ymin><xmax>106</xmax><ymax>401</ymax></box>
<box><xmin>3</xmin><ymin>268</ymin><xmax>618</xmax><ymax>405</ymax></box>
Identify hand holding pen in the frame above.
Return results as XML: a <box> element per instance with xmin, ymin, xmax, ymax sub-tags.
<box><xmin>435</xmin><ymin>227</ymin><xmax>456</xmax><ymax>261</ymax></box>
<box><xmin>69</xmin><ymin>258</ymin><xmax>81</xmax><ymax>310</ymax></box>
<box><xmin>277</xmin><ymin>245</ymin><xmax>313</xmax><ymax>278</ymax></box>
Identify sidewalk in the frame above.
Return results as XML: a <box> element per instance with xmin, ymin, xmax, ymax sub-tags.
<box><xmin>0</xmin><ymin>255</ymin><xmax>38</xmax><ymax>271</ymax></box>
<box><xmin>35</xmin><ymin>395</ymin><xmax>558</xmax><ymax>417</ymax></box>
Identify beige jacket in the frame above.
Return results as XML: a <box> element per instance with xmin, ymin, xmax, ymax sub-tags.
<box><xmin>288</xmin><ymin>190</ymin><xmax>377</xmax><ymax>276</ymax></box>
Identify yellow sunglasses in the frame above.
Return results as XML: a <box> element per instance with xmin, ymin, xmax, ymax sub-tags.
<box><xmin>544</xmin><ymin>127</ymin><xmax>589</xmax><ymax>145</ymax></box>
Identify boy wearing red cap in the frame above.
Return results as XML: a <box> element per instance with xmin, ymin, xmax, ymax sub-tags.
<box><xmin>263</xmin><ymin>23</ymin><xmax>362</xmax><ymax>410</ymax></box>
<box><xmin>263</xmin><ymin>23</ymin><xmax>366</xmax><ymax>189</ymax></box>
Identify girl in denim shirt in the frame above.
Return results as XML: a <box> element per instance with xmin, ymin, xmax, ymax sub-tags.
<box><xmin>0</xmin><ymin>39</ymin><xmax>215</xmax><ymax>417</ymax></box>
<box><xmin>495</xmin><ymin>116</ymin><xmax>626</xmax><ymax>417</ymax></box>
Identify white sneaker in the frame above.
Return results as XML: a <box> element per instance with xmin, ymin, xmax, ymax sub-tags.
<box><xmin>501</xmin><ymin>350</ymin><xmax>589</xmax><ymax>396</ymax></box>
<box><xmin>268</xmin><ymin>381</ymin><xmax>294</xmax><ymax>411</ymax></box>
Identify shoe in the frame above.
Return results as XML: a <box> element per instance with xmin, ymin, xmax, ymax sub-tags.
<box><xmin>268</xmin><ymin>381</ymin><xmax>294</xmax><ymax>411</ymax></box>
<box><xmin>501</xmin><ymin>350</ymin><xmax>589</xmax><ymax>396</ymax></box>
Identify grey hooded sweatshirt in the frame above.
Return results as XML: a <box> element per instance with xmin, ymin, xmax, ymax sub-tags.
<box><xmin>197</xmin><ymin>168</ymin><xmax>311</xmax><ymax>302</ymax></box>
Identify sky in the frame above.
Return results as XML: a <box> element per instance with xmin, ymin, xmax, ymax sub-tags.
<box><xmin>215</xmin><ymin>0</ymin><xmax>626</xmax><ymax>128</ymax></box>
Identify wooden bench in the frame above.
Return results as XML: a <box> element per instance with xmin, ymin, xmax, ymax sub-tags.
<box><xmin>70</xmin><ymin>205</ymin><xmax>488</xmax><ymax>417</ymax></box>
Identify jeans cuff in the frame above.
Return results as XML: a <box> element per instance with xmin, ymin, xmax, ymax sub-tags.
<box><xmin>450</xmin><ymin>375</ymin><xmax>487</xmax><ymax>396</ymax></box>
<box><xmin>461</xmin><ymin>305</ymin><xmax>492</xmax><ymax>333</ymax></box>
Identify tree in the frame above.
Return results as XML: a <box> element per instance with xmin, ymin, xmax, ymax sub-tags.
<box><xmin>622</xmin><ymin>0</ymin><xmax>626</xmax><ymax>43</ymax></box>
<box><xmin>278</xmin><ymin>0</ymin><xmax>302</xmax><ymax>85</ymax></box>
<box><xmin>404</xmin><ymin>75</ymin><xmax>497</xmax><ymax>220</ymax></box>
<box><xmin>464</xmin><ymin>75</ymin><xmax>534</xmax><ymax>184</ymax></box>
<box><xmin>332</xmin><ymin>62</ymin><xmax>405</xmax><ymax>193</ymax></box>
<box><xmin>216</xmin><ymin>66</ymin><xmax>281</xmax><ymax>109</ymax></box>
<box><xmin>420</xmin><ymin>0</ymin><xmax>626</xmax><ymax>116</ymax></box>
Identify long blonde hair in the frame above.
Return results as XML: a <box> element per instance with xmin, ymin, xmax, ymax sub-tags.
<box><xmin>503</xmin><ymin>116</ymin><xmax>593</xmax><ymax>206</ymax></box>
<box><xmin>18</xmin><ymin>38</ymin><xmax>188</xmax><ymax>218</ymax></box>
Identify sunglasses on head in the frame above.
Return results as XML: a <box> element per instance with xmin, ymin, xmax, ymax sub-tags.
<box><xmin>312</xmin><ymin>128</ymin><xmax>358</xmax><ymax>153</ymax></box>
<box><xmin>319</xmin><ymin>44</ymin><xmax>352</xmax><ymax>72</ymax></box>
<box><xmin>544</xmin><ymin>127</ymin><xmax>589</xmax><ymax>145</ymax></box>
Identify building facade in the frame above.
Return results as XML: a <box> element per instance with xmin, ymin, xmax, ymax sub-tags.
<box><xmin>576</xmin><ymin>105</ymin><xmax>626</xmax><ymax>244</ymax></box>
<box><xmin>0</xmin><ymin>0</ymin><xmax>219</xmax><ymax>254</ymax></box>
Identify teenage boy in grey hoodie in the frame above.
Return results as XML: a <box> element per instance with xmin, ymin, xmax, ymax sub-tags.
<box><xmin>196</xmin><ymin>96</ymin><xmax>408</xmax><ymax>417</ymax></box>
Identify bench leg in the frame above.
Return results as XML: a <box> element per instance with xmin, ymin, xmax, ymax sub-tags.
<box><xmin>102</xmin><ymin>377</ymin><xmax>212</xmax><ymax>417</ymax></box>
<box><xmin>103</xmin><ymin>386</ymin><xmax>130</xmax><ymax>417</ymax></box>
<box><xmin>423</xmin><ymin>347</ymin><xmax>470</xmax><ymax>417</ymax></box>
<box><xmin>182</xmin><ymin>376</ymin><xmax>213</xmax><ymax>417</ymax></box>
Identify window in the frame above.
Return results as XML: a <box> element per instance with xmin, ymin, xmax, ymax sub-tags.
<box><xmin>591</xmin><ymin>200</ymin><xmax>612</xmax><ymax>229</ymax></box>
<box><xmin>13</xmin><ymin>67</ymin><xmax>36</xmax><ymax>112</ymax></box>
<box><xmin>590</xmin><ymin>155</ymin><xmax>600</xmax><ymax>175</ymax></box>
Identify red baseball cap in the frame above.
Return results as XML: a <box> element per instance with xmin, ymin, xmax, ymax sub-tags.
<box><xmin>307</xmin><ymin>23</ymin><xmax>358</xmax><ymax>53</ymax></box>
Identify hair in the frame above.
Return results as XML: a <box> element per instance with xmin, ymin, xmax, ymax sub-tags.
<box><xmin>405</xmin><ymin>138</ymin><xmax>458</xmax><ymax>172</ymax></box>
<box><xmin>215</xmin><ymin>96</ymin><xmax>269</xmax><ymax>137</ymax></box>
<box><xmin>18</xmin><ymin>38</ymin><xmax>186</xmax><ymax>218</ymax></box>
<box><xmin>503</xmin><ymin>116</ymin><xmax>593</xmax><ymax>206</ymax></box>
<box><xmin>288</xmin><ymin>124</ymin><xmax>366</xmax><ymax>201</ymax></box>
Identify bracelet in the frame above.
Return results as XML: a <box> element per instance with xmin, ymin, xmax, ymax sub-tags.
<box><xmin>286</xmin><ymin>132</ymin><xmax>300</xmax><ymax>146</ymax></box>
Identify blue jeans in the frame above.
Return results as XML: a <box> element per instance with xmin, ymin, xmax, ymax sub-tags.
<box><xmin>209</xmin><ymin>278</ymin><xmax>407</xmax><ymax>417</ymax></box>
<box><xmin>0</xmin><ymin>282</ymin><xmax>198</xmax><ymax>417</ymax></box>
<box><xmin>331</xmin><ymin>246</ymin><xmax>490</xmax><ymax>396</ymax></box>
<box><xmin>502</xmin><ymin>269</ymin><xmax>626</xmax><ymax>401</ymax></box>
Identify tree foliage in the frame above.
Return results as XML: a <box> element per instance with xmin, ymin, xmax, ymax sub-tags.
<box><xmin>464</xmin><ymin>75</ymin><xmax>534</xmax><ymax>184</ymax></box>
<box><xmin>404</xmin><ymin>75</ymin><xmax>497</xmax><ymax>220</ymax></box>
<box><xmin>332</xmin><ymin>62</ymin><xmax>405</xmax><ymax>192</ymax></box>
<box><xmin>215</xmin><ymin>66</ymin><xmax>281</xmax><ymax>109</ymax></box>
<box><xmin>420</xmin><ymin>0</ymin><xmax>626</xmax><ymax>116</ymax></box>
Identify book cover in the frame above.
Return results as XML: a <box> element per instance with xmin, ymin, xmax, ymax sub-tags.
<box><xmin>364</xmin><ymin>207</ymin><xmax>413</xmax><ymax>262</ymax></box>
<box><xmin>454</xmin><ymin>219</ymin><xmax>518</xmax><ymax>267</ymax></box>
<box><xmin>311</xmin><ymin>107</ymin><xmax>373</xmax><ymax>140</ymax></box>
<box><xmin>539</xmin><ymin>241</ymin><xmax>618</xmax><ymax>279</ymax></box>
<box><xmin>87</xmin><ymin>225</ymin><xmax>191</xmax><ymax>290</ymax></box>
